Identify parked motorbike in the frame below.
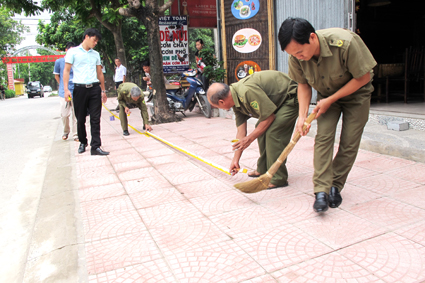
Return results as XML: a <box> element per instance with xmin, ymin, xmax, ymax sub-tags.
<box><xmin>147</xmin><ymin>69</ymin><xmax>212</xmax><ymax>118</ymax></box>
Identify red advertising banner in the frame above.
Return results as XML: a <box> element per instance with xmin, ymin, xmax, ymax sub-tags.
<box><xmin>170</xmin><ymin>0</ymin><xmax>217</xmax><ymax>28</ymax></box>
<box><xmin>7</xmin><ymin>63</ymin><xmax>14</xmax><ymax>90</ymax></box>
<box><xmin>2</xmin><ymin>54</ymin><xmax>64</xmax><ymax>64</ymax></box>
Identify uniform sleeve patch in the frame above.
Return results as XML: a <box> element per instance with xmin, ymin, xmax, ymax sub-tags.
<box><xmin>250</xmin><ymin>101</ymin><xmax>259</xmax><ymax>111</ymax></box>
<box><xmin>238</xmin><ymin>96</ymin><xmax>244</xmax><ymax>103</ymax></box>
<box><xmin>337</xmin><ymin>40</ymin><xmax>344</xmax><ymax>47</ymax></box>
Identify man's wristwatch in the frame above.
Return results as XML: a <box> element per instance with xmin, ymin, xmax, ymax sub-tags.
<box><xmin>101</xmin><ymin>90</ymin><xmax>106</xmax><ymax>94</ymax></box>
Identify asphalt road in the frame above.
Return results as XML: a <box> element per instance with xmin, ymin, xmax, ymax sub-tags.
<box><xmin>0</xmin><ymin>94</ymin><xmax>84</xmax><ymax>282</ymax></box>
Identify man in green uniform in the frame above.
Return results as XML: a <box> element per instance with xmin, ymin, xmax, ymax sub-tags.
<box><xmin>117</xmin><ymin>82</ymin><xmax>152</xmax><ymax>135</ymax></box>
<box><xmin>278</xmin><ymin>17</ymin><xmax>377</xmax><ymax>212</ymax></box>
<box><xmin>207</xmin><ymin>70</ymin><xmax>299</xmax><ymax>189</ymax></box>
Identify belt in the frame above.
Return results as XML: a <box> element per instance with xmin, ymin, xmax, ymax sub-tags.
<box><xmin>74</xmin><ymin>82</ymin><xmax>100</xmax><ymax>88</ymax></box>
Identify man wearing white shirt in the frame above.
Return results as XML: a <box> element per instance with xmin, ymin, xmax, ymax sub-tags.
<box><xmin>63</xmin><ymin>28</ymin><xmax>109</xmax><ymax>156</ymax></box>
<box><xmin>114</xmin><ymin>58</ymin><xmax>126</xmax><ymax>90</ymax></box>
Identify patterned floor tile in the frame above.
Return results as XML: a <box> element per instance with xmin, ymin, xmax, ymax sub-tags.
<box><xmin>384</xmin><ymin>163</ymin><xmax>425</xmax><ymax>184</ymax></box>
<box><xmin>78</xmin><ymin>174</ymin><xmax>121</xmax><ymax>189</ymax></box>
<box><xmin>76</xmin><ymin>158</ymin><xmax>111</xmax><ymax>169</ymax></box>
<box><xmin>233</xmin><ymin>225</ymin><xmax>333</xmax><ymax>273</ymax></box>
<box><xmin>239</xmin><ymin>275</ymin><xmax>278</xmax><ymax>283</ymax></box>
<box><xmin>245</xmin><ymin>186</ymin><xmax>302</xmax><ymax>204</ymax></box>
<box><xmin>83</xmin><ymin>210</ymin><xmax>146</xmax><ymax>242</ymax></box>
<box><xmin>271</xmin><ymin>252</ymin><xmax>384</xmax><ymax>282</ymax></box>
<box><xmin>347</xmin><ymin>173</ymin><xmax>420</xmax><ymax>196</ymax></box>
<box><xmin>264</xmin><ymin>193</ymin><xmax>317</xmax><ymax>223</ymax></box>
<box><xmin>346</xmin><ymin>166</ymin><xmax>380</xmax><ymax>182</ymax></box>
<box><xmin>287</xmin><ymin>173</ymin><xmax>314</xmax><ymax>195</ymax></box>
<box><xmin>347</xmin><ymin>197</ymin><xmax>425</xmax><ymax>230</ymax></box>
<box><xmin>285</xmin><ymin>163</ymin><xmax>314</xmax><ymax>177</ymax></box>
<box><xmin>139</xmin><ymin>147</ymin><xmax>176</xmax><ymax>158</ymax></box>
<box><xmin>149</xmin><ymin>218</ymin><xmax>231</xmax><ymax>256</ymax></box>
<box><xmin>79</xmin><ymin>183</ymin><xmax>126</xmax><ymax>202</ymax></box>
<box><xmin>294</xmin><ymin>210</ymin><xmax>387</xmax><ymax>250</ymax></box>
<box><xmin>88</xmin><ymin>259</ymin><xmax>177</xmax><ymax>283</ymax></box>
<box><xmin>146</xmin><ymin>153</ymin><xmax>189</xmax><ymax>166</ymax></box>
<box><xmin>340</xmin><ymin>233</ymin><xmax>425</xmax><ymax>283</ymax></box>
<box><xmin>165</xmin><ymin>240</ymin><xmax>265</xmax><ymax>283</ymax></box>
<box><xmin>161</xmin><ymin>169</ymin><xmax>214</xmax><ymax>185</ymax></box>
<box><xmin>353</xmin><ymin>149</ymin><xmax>382</xmax><ymax>162</ymax></box>
<box><xmin>355</xmin><ymin>156</ymin><xmax>415</xmax><ymax>173</ymax></box>
<box><xmin>154</xmin><ymin>161</ymin><xmax>198</xmax><ymax>174</ymax></box>
<box><xmin>76</xmin><ymin>165</ymin><xmax>115</xmax><ymax>179</ymax></box>
<box><xmin>129</xmin><ymin>187</ymin><xmax>185</xmax><ymax>209</ymax></box>
<box><xmin>210</xmin><ymin>206</ymin><xmax>286</xmax><ymax>237</ymax></box>
<box><xmin>394</xmin><ymin>220</ymin><xmax>425</xmax><ymax>245</ymax></box>
<box><xmin>175</xmin><ymin>179</ymin><xmax>233</xmax><ymax>199</ymax></box>
<box><xmin>392</xmin><ymin>185</ymin><xmax>425</xmax><ymax>209</ymax></box>
<box><xmin>117</xmin><ymin>167</ymin><xmax>161</xmax><ymax>182</ymax></box>
<box><xmin>190</xmin><ymin>190</ymin><xmax>254</xmax><ymax>216</ymax></box>
<box><xmin>138</xmin><ymin>200</ymin><xmax>206</xmax><ymax>228</ymax></box>
<box><xmin>122</xmin><ymin>176</ymin><xmax>172</xmax><ymax>194</ymax></box>
<box><xmin>286</xmin><ymin>148</ymin><xmax>315</xmax><ymax>168</ymax></box>
<box><xmin>107</xmin><ymin>153</ymin><xmax>145</xmax><ymax>164</ymax></box>
<box><xmin>86</xmin><ymin>231</ymin><xmax>162</xmax><ymax>274</ymax></box>
<box><xmin>80</xmin><ymin>195</ymin><xmax>135</xmax><ymax>217</ymax></box>
<box><xmin>112</xmin><ymin>159</ymin><xmax>151</xmax><ymax>172</ymax></box>
<box><xmin>337</xmin><ymin>183</ymin><xmax>381</xmax><ymax>208</ymax></box>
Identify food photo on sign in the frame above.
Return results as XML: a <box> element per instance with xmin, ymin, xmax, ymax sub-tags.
<box><xmin>231</xmin><ymin>0</ymin><xmax>260</xmax><ymax>20</ymax></box>
<box><xmin>234</xmin><ymin>61</ymin><xmax>261</xmax><ymax>81</ymax></box>
<box><xmin>232</xmin><ymin>28</ymin><xmax>262</xmax><ymax>53</ymax></box>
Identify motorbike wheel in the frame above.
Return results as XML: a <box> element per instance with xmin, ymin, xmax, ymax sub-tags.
<box><xmin>198</xmin><ymin>94</ymin><xmax>212</xmax><ymax>118</ymax></box>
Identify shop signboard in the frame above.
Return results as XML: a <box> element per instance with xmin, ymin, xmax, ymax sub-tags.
<box><xmin>170</xmin><ymin>0</ymin><xmax>217</xmax><ymax>28</ymax></box>
<box><xmin>159</xmin><ymin>16</ymin><xmax>189</xmax><ymax>73</ymax></box>
<box><xmin>221</xmin><ymin>0</ymin><xmax>275</xmax><ymax>84</ymax></box>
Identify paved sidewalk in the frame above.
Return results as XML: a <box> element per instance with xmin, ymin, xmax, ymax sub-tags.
<box><xmin>76</xmin><ymin>98</ymin><xmax>425</xmax><ymax>282</ymax></box>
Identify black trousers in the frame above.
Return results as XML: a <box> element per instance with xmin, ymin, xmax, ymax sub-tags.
<box><xmin>73</xmin><ymin>85</ymin><xmax>102</xmax><ymax>148</ymax></box>
<box><xmin>115</xmin><ymin>81</ymin><xmax>123</xmax><ymax>89</ymax></box>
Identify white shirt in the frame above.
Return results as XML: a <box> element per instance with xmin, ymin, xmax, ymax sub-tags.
<box><xmin>115</xmin><ymin>65</ymin><xmax>127</xmax><ymax>82</ymax></box>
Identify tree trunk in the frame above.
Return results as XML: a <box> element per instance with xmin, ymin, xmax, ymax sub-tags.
<box><xmin>111</xmin><ymin>27</ymin><xmax>127</xmax><ymax>66</ymax></box>
<box><xmin>139</xmin><ymin>11</ymin><xmax>177</xmax><ymax>123</ymax></box>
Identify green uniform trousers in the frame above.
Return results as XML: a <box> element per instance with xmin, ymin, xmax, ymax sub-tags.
<box><xmin>256</xmin><ymin>96</ymin><xmax>299</xmax><ymax>186</ymax></box>
<box><xmin>119</xmin><ymin>103</ymin><xmax>146</xmax><ymax>131</ymax></box>
<box><xmin>313</xmin><ymin>93</ymin><xmax>371</xmax><ymax>194</ymax></box>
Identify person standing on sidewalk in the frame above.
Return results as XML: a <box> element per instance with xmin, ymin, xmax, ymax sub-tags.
<box><xmin>114</xmin><ymin>58</ymin><xmax>126</xmax><ymax>90</ymax></box>
<box><xmin>207</xmin><ymin>70</ymin><xmax>299</xmax><ymax>189</ymax></box>
<box><xmin>63</xmin><ymin>28</ymin><xmax>109</xmax><ymax>156</ymax></box>
<box><xmin>117</xmin><ymin>82</ymin><xmax>152</xmax><ymax>136</ymax></box>
<box><xmin>54</xmin><ymin>42</ymin><xmax>78</xmax><ymax>142</ymax></box>
<box><xmin>278</xmin><ymin>17</ymin><xmax>376</xmax><ymax>212</ymax></box>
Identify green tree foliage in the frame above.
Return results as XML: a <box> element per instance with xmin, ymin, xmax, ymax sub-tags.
<box><xmin>0</xmin><ymin>6</ymin><xmax>29</xmax><ymax>85</ymax></box>
<box><xmin>0</xmin><ymin>0</ymin><xmax>42</xmax><ymax>16</ymax></box>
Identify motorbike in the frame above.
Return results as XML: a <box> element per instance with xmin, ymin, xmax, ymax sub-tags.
<box><xmin>147</xmin><ymin>69</ymin><xmax>212</xmax><ymax>118</ymax></box>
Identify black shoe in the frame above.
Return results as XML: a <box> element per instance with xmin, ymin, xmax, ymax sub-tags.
<box><xmin>329</xmin><ymin>186</ymin><xmax>342</xmax><ymax>208</ymax></box>
<box><xmin>78</xmin><ymin>143</ymin><xmax>87</xmax><ymax>154</ymax></box>
<box><xmin>123</xmin><ymin>130</ymin><xmax>130</xmax><ymax>136</ymax></box>
<box><xmin>91</xmin><ymin>147</ymin><xmax>110</xmax><ymax>156</ymax></box>
<box><xmin>313</xmin><ymin>192</ymin><xmax>329</xmax><ymax>212</ymax></box>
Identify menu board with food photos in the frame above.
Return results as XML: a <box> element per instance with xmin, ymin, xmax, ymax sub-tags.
<box><xmin>221</xmin><ymin>0</ymin><xmax>275</xmax><ymax>84</ymax></box>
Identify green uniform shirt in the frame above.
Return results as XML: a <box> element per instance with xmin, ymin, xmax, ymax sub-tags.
<box><xmin>288</xmin><ymin>28</ymin><xmax>377</xmax><ymax>97</ymax></box>
<box><xmin>230</xmin><ymin>70</ymin><xmax>298</xmax><ymax>127</ymax></box>
<box><xmin>117</xmin><ymin>82</ymin><xmax>149</xmax><ymax>125</ymax></box>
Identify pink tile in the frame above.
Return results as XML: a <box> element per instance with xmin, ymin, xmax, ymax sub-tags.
<box><xmin>264</xmin><ymin>193</ymin><xmax>317</xmax><ymax>222</ymax></box>
<box><xmin>154</xmin><ymin>161</ymin><xmax>198</xmax><ymax>174</ymax></box>
<box><xmin>165</xmin><ymin>241</ymin><xmax>265</xmax><ymax>283</ymax></box>
<box><xmin>129</xmin><ymin>187</ymin><xmax>185</xmax><ymax>209</ymax></box>
<box><xmin>175</xmin><ymin>179</ymin><xmax>234</xmax><ymax>198</ymax></box>
<box><xmin>78</xmin><ymin>174</ymin><xmax>121</xmax><ymax>189</ymax></box>
<box><xmin>337</xmin><ymin>183</ymin><xmax>381</xmax><ymax>208</ymax></box>
<box><xmin>140</xmin><ymin>147</ymin><xmax>176</xmax><ymax>158</ymax></box>
<box><xmin>79</xmin><ymin>183</ymin><xmax>126</xmax><ymax>202</ymax></box>
<box><xmin>347</xmin><ymin>197</ymin><xmax>425</xmax><ymax>230</ymax></box>
<box><xmin>288</xmin><ymin>173</ymin><xmax>314</xmax><ymax>194</ymax></box>
<box><xmin>294</xmin><ymin>210</ymin><xmax>387</xmax><ymax>250</ymax></box>
<box><xmin>346</xmin><ymin>166</ymin><xmax>380</xmax><ymax>182</ymax></box>
<box><xmin>239</xmin><ymin>275</ymin><xmax>277</xmax><ymax>283</ymax></box>
<box><xmin>233</xmin><ymin>225</ymin><xmax>333</xmax><ymax>273</ymax></box>
<box><xmin>112</xmin><ymin>159</ymin><xmax>151</xmax><ymax>172</ymax></box>
<box><xmin>394</xmin><ymin>220</ymin><xmax>425</xmax><ymax>244</ymax></box>
<box><xmin>271</xmin><ymin>252</ymin><xmax>383</xmax><ymax>282</ymax></box>
<box><xmin>117</xmin><ymin>167</ymin><xmax>161</xmax><ymax>182</ymax></box>
<box><xmin>76</xmin><ymin>158</ymin><xmax>111</xmax><ymax>169</ymax></box>
<box><xmin>245</xmin><ymin>186</ymin><xmax>302</xmax><ymax>204</ymax></box>
<box><xmin>86</xmin><ymin>231</ymin><xmax>161</xmax><ymax>274</ymax></box>
<box><xmin>353</xmin><ymin>149</ymin><xmax>382</xmax><ymax>162</ymax></box>
<box><xmin>76</xmin><ymin>165</ymin><xmax>115</xmax><ymax>179</ymax></box>
<box><xmin>161</xmin><ymin>169</ymin><xmax>214</xmax><ymax>185</ymax></box>
<box><xmin>83</xmin><ymin>210</ymin><xmax>146</xmax><ymax>241</ymax></box>
<box><xmin>190</xmin><ymin>190</ymin><xmax>255</xmax><ymax>216</ymax></box>
<box><xmin>355</xmin><ymin>156</ymin><xmax>415</xmax><ymax>173</ymax></box>
<box><xmin>392</xmin><ymin>185</ymin><xmax>425</xmax><ymax>209</ymax></box>
<box><xmin>340</xmin><ymin>233</ymin><xmax>425</xmax><ymax>282</ymax></box>
<box><xmin>107</xmin><ymin>153</ymin><xmax>145</xmax><ymax>164</ymax></box>
<box><xmin>80</xmin><ymin>195</ymin><xmax>135</xmax><ymax>217</ymax></box>
<box><xmin>209</xmin><ymin>206</ymin><xmax>286</xmax><ymax>237</ymax></box>
<box><xmin>146</xmin><ymin>153</ymin><xmax>189</xmax><ymax>166</ymax></box>
<box><xmin>384</xmin><ymin>163</ymin><xmax>425</xmax><ymax>184</ymax></box>
<box><xmin>287</xmin><ymin>148</ymin><xmax>315</xmax><ymax>168</ymax></box>
<box><xmin>149</xmin><ymin>218</ymin><xmax>231</xmax><ymax>256</ymax></box>
<box><xmin>88</xmin><ymin>259</ymin><xmax>176</xmax><ymax>283</ymax></box>
<box><xmin>285</xmin><ymin>163</ymin><xmax>314</xmax><ymax>177</ymax></box>
<box><xmin>138</xmin><ymin>200</ymin><xmax>206</xmax><ymax>228</ymax></box>
<box><xmin>122</xmin><ymin>176</ymin><xmax>172</xmax><ymax>194</ymax></box>
<box><xmin>347</xmin><ymin>174</ymin><xmax>419</xmax><ymax>196</ymax></box>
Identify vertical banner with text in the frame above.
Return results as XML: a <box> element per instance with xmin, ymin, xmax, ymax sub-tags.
<box><xmin>7</xmin><ymin>63</ymin><xmax>14</xmax><ymax>90</ymax></box>
<box><xmin>159</xmin><ymin>16</ymin><xmax>189</xmax><ymax>74</ymax></box>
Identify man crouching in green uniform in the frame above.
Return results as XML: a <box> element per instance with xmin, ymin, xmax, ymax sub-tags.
<box><xmin>207</xmin><ymin>70</ymin><xmax>299</xmax><ymax>189</ymax></box>
<box><xmin>278</xmin><ymin>17</ymin><xmax>377</xmax><ymax>212</ymax></box>
<box><xmin>117</xmin><ymin>82</ymin><xmax>153</xmax><ymax>135</ymax></box>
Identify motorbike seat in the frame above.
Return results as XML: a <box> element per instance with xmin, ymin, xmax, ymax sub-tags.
<box><xmin>165</xmin><ymin>83</ymin><xmax>180</xmax><ymax>90</ymax></box>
